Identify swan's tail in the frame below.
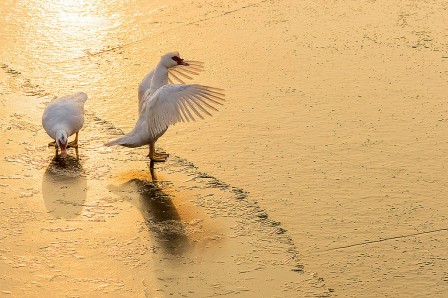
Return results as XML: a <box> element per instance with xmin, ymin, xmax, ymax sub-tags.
<box><xmin>104</xmin><ymin>138</ymin><xmax>121</xmax><ymax>147</ymax></box>
<box><xmin>104</xmin><ymin>135</ymin><xmax>137</xmax><ymax>148</ymax></box>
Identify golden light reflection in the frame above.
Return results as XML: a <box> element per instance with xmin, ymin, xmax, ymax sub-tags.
<box><xmin>29</xmin><ymin>0</ymin><xmax>118</xmax><ymax>61</ymax></box>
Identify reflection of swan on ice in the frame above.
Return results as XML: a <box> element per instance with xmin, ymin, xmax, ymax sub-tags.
<box><xmin>42</xmin><ymin>154</ymin><xmax>86</xmax><ymax>218</ymax></box>
<box><xmin>110</xmin><ymin>162</ymin><xmax>189</xmax><ymax>255</ymax></box>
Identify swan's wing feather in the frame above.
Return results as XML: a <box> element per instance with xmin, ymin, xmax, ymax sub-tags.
<box><xmin>145</xmin><ymin>84</ymin><xmax>225</xmax><ymax>138</ymax></box>
<box><xmin>70</xmin><ymin>92</ymin><xmax>88</xmax><ymax>104</ymax></box>
<box><xmin>167</xmin><ymin>71</ymin><xmax>185</xmax><ymax>84</ymax></box>
<box><xmin>56</xmin><ymin>92</ymin><xmax>87</xmax><ymax>105</ymax></box>
<box><xmin>168</xmin><ymin>61</ymin><xmax>204</xmax><ymax>84</ymax></box>
<box><xmin>170</xmin><ymin>69</ymin><xmax>194</xmax><ymax>80</ymax></box>
<box><xmin>139</xmin><ymin>62</ymin><xmax>204</xmax><ymax>113</ymax></box>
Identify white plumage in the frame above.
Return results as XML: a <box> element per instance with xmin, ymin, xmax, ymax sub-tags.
<box><xmin>105</xmin><ymin>83</ymin><xmax>224</xmax><ymax>162</ymax></box>
<box><xmin>42</xmin><ymin>92</ymin><xmax>87</xmax><ymax>157</ymax></box>
<box><xmin>105</xmin><ymin>52</ymin><xmax>223</xmax><ymax>162</ymax></box>
<box><xmin>146</xmin><ymin>84</ymin><xmax>224</xmax><ymax>137</ymax></box>
<box><xmin>137</xmin><ymin>51</ymin><xmax>204</xmax><ymax>113</ymax></box>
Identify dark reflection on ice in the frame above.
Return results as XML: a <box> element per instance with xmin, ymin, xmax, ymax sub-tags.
<box><xmin>121</xmin><ymin>162</ymin><xmax>189</xmax><ymax>255</ymax></box>
<box><xmin>42</xmin><ymin>153</ymin><xmax>86</xmax><ymax>218</ymax></box>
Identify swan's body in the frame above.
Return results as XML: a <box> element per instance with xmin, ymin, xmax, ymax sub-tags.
<box><xmin>42</xmin><ymin>92</ymin><xmax>87</xmax><ymax>156</ymax></box>
<box><xmin>137</xmin><ymin>51</ymin><xmax>204</xmax><ymax>113</ymax></box>
<box><xmin>106</xmin><ymin>84</ymin><xmax>224</xmax><ymax>162</ymax></box>
<box><xmin>105</xmin><ymin>52</ymin><xmax>218</xmax><ymax>162</ymax></box>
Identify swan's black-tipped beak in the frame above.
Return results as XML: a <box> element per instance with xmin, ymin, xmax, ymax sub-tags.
<box><xmin>60</xmin><ymin>144</ymin><xmax>68</xmax><ymax>157</ymax></box>
<box><xmin>179</xmin><ymin>59</ymin><xmax>189</xmax><ymax>66</ymax></box>
<box><xmin>172</xmin><ymin>55</ymin><xmax>189</xmax><ymax>66</ymax></box>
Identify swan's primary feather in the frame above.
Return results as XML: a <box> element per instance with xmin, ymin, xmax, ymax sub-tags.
<box><xmin>105</xmin><ymin>84</ymin><xmax>224</xmax><ymax>148</ymax></box>
<box><xmin>137</xmin><ymin>57</ymin><xmax>204</xmax><ymax>113</ymax></box>
<box><xmin>145</xmin><ymin>84</ymin><xmax>225</xmax><ymax>139</ymax></box>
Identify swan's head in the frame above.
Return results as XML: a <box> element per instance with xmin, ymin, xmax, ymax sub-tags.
<box><xmin>161</xmin><ymin>51</ymin><xmax>189</xmax><ymax>67</ymax></box>
<box><xmin>56</xmin><ymin>130</ymin><xmax>68</xmax><ymax>157</ymax></box>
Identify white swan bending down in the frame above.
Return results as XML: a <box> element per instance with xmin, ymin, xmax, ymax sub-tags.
<box><xmin>105</xmin><ymin>84</ymin><xmax>225</xmax><ymax>162</ymax></box>
<box><xmin>138</xmin><ymin>51</ymin><xmax>204</xmax><ymax>113</ymax></box>
<box><xmin>42</xmin><ymin>92</ymin><xmax>87</xmax><ymax>157</ymax></box>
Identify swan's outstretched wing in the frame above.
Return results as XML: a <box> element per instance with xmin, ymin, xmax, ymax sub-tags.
<box><xmin>138</xmin><ymin>61</ymin><xmax>205</xmax><ymax>113</ymax></box>
<box><xmin>168</xmin><ymin>61</ymin><xmax>204</xmax><ymax>84</ymax></box>
<box><xmin>145</xmin><ymin>84</ymin><xmax>225</xmax><ymax>138</ymax></box>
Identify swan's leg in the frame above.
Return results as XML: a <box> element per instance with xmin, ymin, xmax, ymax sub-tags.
<box><xmin>147</xmin><ymin>145</ymin><xmax>169</xmax><ymax>159</ymax></box>
<box><xmin>50</xmin><ymin>141</ymin><xmax>59</xmax><ymax>156</ymax></box>
<box><xmin>149</xmin><ymin>143</ymin><xmax>168</xmax><ymax>162</ymax></box>
<box><xmin>68</xmin><ymin>132</ymin><xmax>79</xmax><ymax>148</ymax></box>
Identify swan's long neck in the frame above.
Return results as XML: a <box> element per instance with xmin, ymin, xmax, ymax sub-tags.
<box><xmin>148</xmin><ymin>63</ymin><xmax>169</xmax><ymax>95</ymax></box>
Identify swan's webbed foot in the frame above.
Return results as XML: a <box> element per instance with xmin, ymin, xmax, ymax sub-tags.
<box><xmin>147</xmin><ymin>151</ymin><xmax>168</xmax><ymax>157</ymax></box>
<box><xmin>67</xmin><ymin>140</ymin><xmax>78</xmax><ymax>148</ymax></box>
<box><xmin>155</xmin><ymin>152</ymin><xmax>169</xmax><ymax>158</ymax></box>
<box><xmin>150</xmin><ymin>157</ymin><xmax>166</xmax><ymax>162</ymax></box>
<box><xmin>149</xmin><ymin>144</ymin><xmax>169</xmax><ymax>162</ymax></box>
<box><xmin>150</xmin><ymin>152</ymin><xmax>169</xmax><ymax>162</ymax></box>
<box><xmin>67</xmin><ymin>132</ymin><xmax>79</xmax><ymax>148</ymax></box>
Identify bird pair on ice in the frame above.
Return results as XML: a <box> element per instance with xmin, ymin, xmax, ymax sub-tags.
<box><xmin>42</xmin><ymin>52</ymin><xmax>225</xmax><ymax>161</ymax></box>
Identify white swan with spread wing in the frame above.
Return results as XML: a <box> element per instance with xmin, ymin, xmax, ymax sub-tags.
<box><xmin>106</xmin><ymin>53</ymin><xmax>224</xmax><ymax>162</ymax></box>
<box><xmin>106</xmin><ymin>84</ymin><xmax>224</xmax><ymax>161</ymax></box>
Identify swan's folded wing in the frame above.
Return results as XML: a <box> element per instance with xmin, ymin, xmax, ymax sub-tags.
<box><xmin>51</xmin><ymin>92</ymin><xmax>87</xmax><ymax>105</ymax></box>
<box><xmin>145</xmin><ymin>84</ymin><xmax>225</xmax><ymax>138</ymax></box>
<box><xmin>59</xmin><ymin>92</ymin><xmax>87</xmax><ymax>104</ymax></box>
<box><xmin>71</xmin><ymin>92</ymin><xmax>88</xmax><ymax>103</ymax></box>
